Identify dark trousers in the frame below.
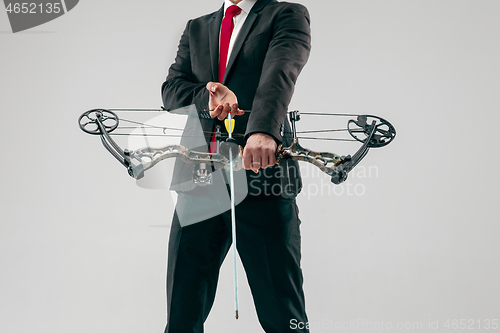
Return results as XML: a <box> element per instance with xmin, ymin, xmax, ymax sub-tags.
<box><xmin>164</xmin><ymin>195</ymin><xmax>309</xmax><ymax>333</ymax></box>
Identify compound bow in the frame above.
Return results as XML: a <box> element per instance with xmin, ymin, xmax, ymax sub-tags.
<box><xmin>78</xmin><ymin>108</ymin><xmax>395</xmax><ymax>184</ymax></box>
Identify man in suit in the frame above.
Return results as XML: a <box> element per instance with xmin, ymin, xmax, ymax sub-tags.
<box><xmin>162</xmin><ymin>0</ymin><xmax>311</xmax><ymax>331</ymax></box>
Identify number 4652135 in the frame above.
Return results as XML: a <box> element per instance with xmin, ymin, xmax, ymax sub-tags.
<box><xmin>5</xmin><ymin>3</ymin><xmax>62</xmax><ymax>14</ymax></box>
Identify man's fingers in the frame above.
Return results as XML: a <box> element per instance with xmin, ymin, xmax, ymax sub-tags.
<box><xmin>259</xmin><ymin>153</ymin><xmax>269</xmax><ymax>169</ymax></box>
<box><xmin>251</xmin><ymin>161</ymin><xmax>261</xmax><ymax>173</ymax></box>
<box><xmin>243</xmin><ymin>149</ymin><xmax>253</xmax><ymax>171</ymax></box>
<box><xmin>250</xmin><ymin>156</ymin><xmax>261</xmax><ymax>173</ymax></box>
<box><xmin>259</xmin><ymin>146</ymin><xmax>278</xmax><ymax>169</ymax></box>
<box><xmin>210</xmin><ymin>104</ymin><xmax>244</xmax><ymax>119</ymax></box>
<box><xmin>206</xmin><ymin>82</ymin><xmax>219</xmax><ymax>93</ymax></box>
<box><xmin>209</xmin><ymin>105</ymin><xmax>223</xmax><ymax>118</ymax></box>
<box><xmin>217</xmin><ymin>103</ymin><xmax>231</xmax><ymax>120</ymax></box>
<box><xmin>230</xmin><ymin>103</ymin><xmax>244</xmax><ymax>116</ymax></box>
<box><xmin>243</xmin><ymin>148</ymin><xmax>276</xmax><ymax>172</ymax></box>
<box><xmin>219</xmin><ymin>103</ymin><xmax>242</xmax><ymax>120</ymax></box>
<box><xmin>243</xmin><ymin>148</ymin><xmax>259</xmax><ymax>173</ymax></box>
<box><xmin>206</xmin><ymin>82</ymin><xmax>242</xmax><ymax>118</ymax></box>
<box><xmin>243</xmin><ymin>133</ymin><xmax>278</xmax><ymax>172</ymax></box>
<box><xmin>268</xmin><ymin>150</ymin><xmax>277</xmax><ymax>166</ymax></box>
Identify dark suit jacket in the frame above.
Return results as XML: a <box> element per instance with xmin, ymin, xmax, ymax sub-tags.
<box><xmin>162</xmin><ymin>0</ymin><xmax>311</xmax><ymax>197</ymax></box>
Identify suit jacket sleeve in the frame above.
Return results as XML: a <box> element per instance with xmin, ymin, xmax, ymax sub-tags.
<box><xmin>245</xmin><ymin>4</ymin><xmax>311</xmax><ymax>142</ymax></box>
<box><xmin>161</xmin><ymin>20</ymin><xmax>210</xmax><ymax>111</ymax></box>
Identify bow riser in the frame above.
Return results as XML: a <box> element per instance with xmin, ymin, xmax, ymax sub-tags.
<box><xmin>131</xmin><ymin>145</ymin><xmax>244</xmax><ymax>178</ymax></box>
<box><xmin>278</xmin><ymin>139</ymin><xmax>343</xmax><ymax>176</ymax></box>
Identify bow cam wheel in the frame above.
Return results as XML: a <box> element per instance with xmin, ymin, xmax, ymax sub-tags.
<box><xmin>78</xmin><ymin>109</ymin><xmax>119</xmax><ymax>135</ymax></box>
<box><xmin>347</xmin><ymin>115</ymin><xmax>396</xmax><ymax>148</ymax></box>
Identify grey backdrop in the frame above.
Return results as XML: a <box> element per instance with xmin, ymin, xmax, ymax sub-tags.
<box><xmin>1</xmin><ymin>1</ymin><xmax>499</xmax><ymax>332</ymax></box>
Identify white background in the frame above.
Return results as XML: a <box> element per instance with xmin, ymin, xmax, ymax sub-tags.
<box><xmin>1</xmin><ymin>1</ymin><xmax>499</xmax><ymax>332</ymax></box>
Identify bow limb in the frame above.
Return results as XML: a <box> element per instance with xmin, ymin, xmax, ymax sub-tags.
<box><xmin>93</xmin><ymin>112</ymin><xmax>144</xmax><ymax>178</ymax></box>
<box><xmin>277</xmin><ymin>120</ymin><xmax>377</xmax><ymax>185</ymax></box>
<box><xmin>328</xmin><ymin>120</ymin><xmax>376</xmax><ymax>184</ymax></box>
<box><xmin>80</xmin><ymin>108</ymin><xmax>243</xmax><ymax>180</ymax></box>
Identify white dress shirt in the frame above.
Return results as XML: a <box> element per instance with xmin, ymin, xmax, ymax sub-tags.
<box><xmin>222</xmin><ymin>0</ymin><xmax>257</xmax><ymax>65</ymax></box>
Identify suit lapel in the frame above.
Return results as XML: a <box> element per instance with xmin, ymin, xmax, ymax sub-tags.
<box><xmin>222</xmin><ymin>0</ymin><xmax>273</xmax><ymax>84</ymax></box>
<box><xmin>208</xmin><ymin>5</ymin><xmax>224</xmax><ymax>82</ymax></box>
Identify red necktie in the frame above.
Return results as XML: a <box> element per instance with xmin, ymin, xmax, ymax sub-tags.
<box><xmin>218</xmin><ymin>5</ymin><xmax>242</xmax><ymax>83</ymax></box>
<box><xmin>210</xmin><ymin>5</ymin><xmax>242</xmax><ymax>153</ymax></box>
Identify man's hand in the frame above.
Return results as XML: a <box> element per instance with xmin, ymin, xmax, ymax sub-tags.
<box><xmin>206</xmin><ymin>82</ymin><xmax>245</xmax><ymax>120</ymax></box>
<box><xmin>243</xmin><ymin>133</ymin><xmax>278</xmax><ymax>173</ymax></box>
